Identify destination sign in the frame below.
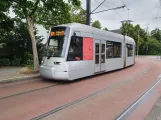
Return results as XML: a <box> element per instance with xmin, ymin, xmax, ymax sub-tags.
<box><xmin>50</xmin><ymin>31</ymin><xmax>65</xmax><ymax>36</ymax></box>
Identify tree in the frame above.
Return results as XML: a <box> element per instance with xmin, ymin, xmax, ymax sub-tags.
<box><xmin>120</xmin><ymin>23</ymin><xmax>161</xmax><ymax>55</ymax></box>
<box><xmin>147</xmin><ymin>37</ymin><xmax>161</xmax><ymax>55</ymax></box>
<box><xmin>151</xmin><ymin>28</ymin><xmax>161</xmax><ymax>42</ymax></box>
<box><xmin>71</xmin><ymin>6</ymin><xmax>86</xmax><ymax>24</ymax></box>
<box><xmin>120</xmin><ymin>22</ymin><xmax>135</xmax><ymax>36</ymax></box>
<box><xmin>10</xmin><ymin>0</ymin><xmax>80</xmax><ymax>72</ymax></box>
<box><xmin>0</xmin><ymin>0</ymin><xmax>14</xmax><ymax>39</ymax></box>
<box><xmin>0</xmin><ymin>21</ymin><xmax>44</xmax><ymax>66</ymax></box>
<box><xmin>103</xmin><ymin>27</ymin><xmax>108</xmax><ymax>31</ymax></box>
<box><xmin>120</xmin><ymin>23</ymin><xmax>149</xmax><ymax>55</ymax></box>
<box><xmin>92</xmin><ymin>20</ymin><xmax>101</xmax><ymax>29</ymax></box>
<box><xmin>0</xmin><ymin>0</ymin><xmax>14</xmax><ymax>60</ymax></box>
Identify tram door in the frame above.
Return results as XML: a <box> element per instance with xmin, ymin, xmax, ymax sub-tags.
<box><xmin>95</xmin><ymin>40</ymin><xmax>106</xmax><ymax>73</ymax></box>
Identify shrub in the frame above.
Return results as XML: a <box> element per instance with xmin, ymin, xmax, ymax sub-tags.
<box><xmin>26</xmin><ymin>59</ymin><xmax>33</xmax><ymax>65</ymax></box>
<box><xmin>11</xmin><ymin>57</ymin><xmax>21</xmax><ymax>66</ymax></box>
<box><xmin>24</xmin><ymin>52</ymin><xmax>33</xmax><ymax>65</ymax></box>
<box><xmin>0</xmin><ymin>58</ymin><xmax>10</xmax><ymax>66</ymax></box>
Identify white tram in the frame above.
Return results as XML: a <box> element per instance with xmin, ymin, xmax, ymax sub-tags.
<box><xmin>40</xmin><ymin>23</ymin><xmax>135</xmax><ymax>80</ymax></box>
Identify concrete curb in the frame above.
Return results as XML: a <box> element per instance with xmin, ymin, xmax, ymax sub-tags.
<box><xmin>0</xmin><ymin>74</ymin><xmax>40</xmax><ymax>84</ymax></box>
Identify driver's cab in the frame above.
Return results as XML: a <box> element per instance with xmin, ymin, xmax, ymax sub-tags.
<box><xmin>40</xmin><ymin>26</ymin><xmax>83</xmax><ymax>80</ymax></box>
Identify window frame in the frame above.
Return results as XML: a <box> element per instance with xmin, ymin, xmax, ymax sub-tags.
<box><xmin>44</xmin><ymin>27</ymin><xmax>70</xmax><ymax>58</ymax></box>
<box><xmin>113</xmin><ymin>42</ymin><xmax>122</xmax><ymax>58</ymax></box>
<box><xmin>106</xmin><ymin>41</ymin><xmax>122</xmax><ymax>59</ymax></box>
<box><xmin>67</xmin><ymin>36</ymin><xmax>83</xmax><ymax>61</ymax></box>
<box><xmin>127</xmin><ymin>44</ymin><xmax>133</xmax><ymax>57</ymax></box>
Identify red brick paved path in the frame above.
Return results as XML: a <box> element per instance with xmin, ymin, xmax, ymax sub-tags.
<box><xmin>0</xmin><ymin>57</ymin><xmax>160</xmax><ymax>120</ymax></box>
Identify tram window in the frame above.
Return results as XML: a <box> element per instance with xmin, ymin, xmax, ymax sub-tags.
<box><xmin>101</xmin><ymin>44</ymin><xmax>105</xmax><ymax>53</ymax></box>
<box><xmin>95</xmin><ymin>43</ymin><xmax>99</xmax><ymax>64</ymax></box>
<box><xmin>96</xmin><ymin>43</ymin><xmax>99</xmax><ymax>53</ymax></box>
<box><xmin>67</xmin><ymin>36</ymin><xmax>83</xmax><ymax>61</ymax></box>
<box><xmin>127</xmin><ymin>44</ymin><xmax>133</xmax><ymax>57</ymax></box>
<box><xmin>44</xmin><ymin>27</ymin><xmax>69</xmax><ymax>57</ymax></box>
<box><xmin>106</xmin><ymin>41</ymin><xmax>113</xmax><ymax>58</ymax></box>
<box><xmin>45</xmin><ymin>37</ymin><xmax>65</xmax><ymax>57</ymax></box>
<box><xmin>106</xmin><ymin>41</ymin><xmax>121</xmax><ymax>58</ymax></box>
<box><xmin>101</xmin><ymin>55</ymin><xmax>105</xmax><ymax>63</ymax></box>
<box><xmin>113</xmin><ymin>42</ymin><xmax>121</xmax><ymax>58</ymax></box>
<box><xmin>95</xmin><ymin>55</ymin><xmax>99</xmax><ymax>64</ymax></box>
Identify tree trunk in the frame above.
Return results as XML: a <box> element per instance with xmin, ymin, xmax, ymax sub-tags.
<box><xmin>26</xmin><ymin>15</ymin><xmax>39</xmax><ymax>72</ymax></box>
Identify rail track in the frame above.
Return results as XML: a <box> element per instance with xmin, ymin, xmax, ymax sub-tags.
<box><xmin>0</xmin><ymin>78</ymin><xmax>40</xmax><ymax>88</ymax></box>
<box><xmin>0</xmin><ymin>79</ymin><xmax>63</xmax><ymax>100</ymax></box>
<box><xmin>114</xmin><ymin>75</ymin><xmax>161</xmax><ymax>120</ymax></box>
<box><xmin>31</xmin><ymin>63</ymin><xmax>153</xmax><ymax>120</ymax></box>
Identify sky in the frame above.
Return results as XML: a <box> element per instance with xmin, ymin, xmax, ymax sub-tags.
<box><xmin>9</xmin><ymin>0</ymin><xmax>161</xmax><ymax>43</ymax></box>
<box><xmin>81</xmin><ymin>0</ymin><xmax>161</xmax><ymax>31</ymax></box>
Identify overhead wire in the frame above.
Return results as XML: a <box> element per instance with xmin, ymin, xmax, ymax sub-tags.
<box><xmin>118</xmin><ymin>0</ymin><xmax>131</xmax><ymax>20</ymax></box>
<box><xmin>156</xmin><ymin>8</ymin><xmax>161</xmax><ymax>18</ymax></box>
<box><xmin>91</xmin><ymin>0</ymin><xmax>107</xmax><ymax>13</ymax></box>
<box><xmin>145</xmin><ymin>8</ymin><xmax>161</xmax><ymax>27</ymax></box>
<box><xmin>119</xmin><ymin>0</ymin><xmax>129</xmax><ymax>10</ymax></box>
<box><xmin>117</xmin><ymin>0</ymin><xmax>146</xmax><ymax>13</ymax></box>
<box><xmin>91</xmin><ymin>6</ymin><xmax>125</xmax><ymax>14</ymax></box>
<box><xmin>114</xmin><ymin>10</ymin><xmax>123</xmax><ymax>18</ymax></box>
<box><xmin>94</xmin><ymin>0</ymin><xmax>123</xmax><ymax>18</ymax></box>
<box><xmin>92</xmin><ymin>0</ymin><xmax>160</xmax><ymax>30</ymax></box>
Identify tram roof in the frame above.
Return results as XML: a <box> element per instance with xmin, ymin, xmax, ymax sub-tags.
<box><xmin>57</xmin><ymin>23</ymin><xmax>135</xmax><ymax>44</ymax></box>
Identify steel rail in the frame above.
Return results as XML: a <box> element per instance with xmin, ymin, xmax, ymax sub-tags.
<box><xmin>31</xmin><ymin>63</ymin><xmax>153</xmax><ymax>120</ymax></box>
<box><xmin>114</xmin><ymin>75</ymin><xmax>161</xmax><ymax>120</ymax></box>
<box><xmin>0</xmin><ymin>83</ymin><xmax>61</xmax><ymax>100</ymax></box>
<box><xmin>0</xmin><ymin>78</ymin><xmax>40</xmax><ymax>88</ymax></box>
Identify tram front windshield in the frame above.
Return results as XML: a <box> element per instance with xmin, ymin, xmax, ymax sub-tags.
<box><xmin>44</xmin><ymin>27</ymin><xmax>69</xmax><ymax>57</ymax></box>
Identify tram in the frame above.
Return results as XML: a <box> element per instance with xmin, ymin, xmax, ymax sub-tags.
<box><xmin>40</xmin><ymin>23</ymin><xmax>135</xmax><ymax>80</ymax></box>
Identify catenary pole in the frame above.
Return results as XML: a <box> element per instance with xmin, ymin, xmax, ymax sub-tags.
<box><xmin>86</xmin><ymin>0</ymin><xmax>91</xmax><ymax>25</ymax></box>
<box><xmin>137</xmin><ymin>29</ymin><xmax>140</xmax><ymax>57</ymax></box>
